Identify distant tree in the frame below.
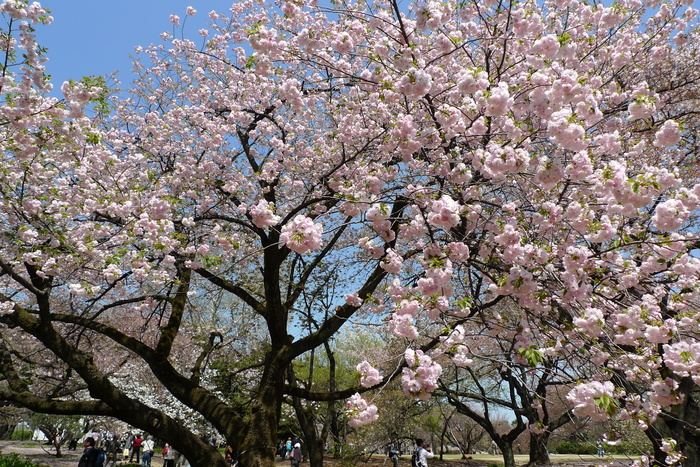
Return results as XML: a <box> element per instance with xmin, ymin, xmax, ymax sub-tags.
<box><xmin>29</xmin><ymin>414</ymin><xmax>82</xmax><ymax>458</ymax></box>
<box><xmin>0</xmin><ymin>406</ymin><xmax>28</xmax><ymax>441</ymax></box>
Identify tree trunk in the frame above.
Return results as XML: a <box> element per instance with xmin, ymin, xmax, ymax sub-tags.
<box><xmin>238</xmin><ymin>350</ymin><xmax>287</xmax><ymax>467</ymax></box>
<box><xmin>647</xmin><ymin>379</ymin><xmax>700</xmax><ymax>467</ymax></box>
<box><xmin>292</xmin><ymin>398</ymin><xmax>325</xmax><ymax>467</ymax></box>
<box><xmin>439</xmin><ymin>418</ymin><xmax>450</xmax><ymax>460</ymax></box>
<box><xmin>307</xmin><ymin>438</ymin><xmax>325</xmax><ymax>467</ymax></box>
<box><xmin>188</xmin><ymin>450</ymin><xmax>228</xmax><ymax>467</ymax></box>
<box><xmin>526</xmin><ymin>432</ymin><xmax>550</xmax><ymax>466</ymax></box>
<box><xmin>53</xmin><ymin>438</ymin><xmax>63</xmax><ymax>458</ymax></box>
<box><xmin>499</xmin><ymin>443</ymin><xmax>517</xmax><ymax>467</ymax></box>
<box><xmin>238</xmin><ymin>396</ymin><xmax>279</xmax><ymax>467</ymax></box>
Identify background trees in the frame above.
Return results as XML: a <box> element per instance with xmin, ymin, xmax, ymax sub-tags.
<box><xmin>29</xmin><ymin>414</ymin><xmax>82</xmax><ymax>458</ymax></box>
<box><xmin>1</xmin><ymin>0</ymin><xmax>700</xmax><ymax>466</ymax></box>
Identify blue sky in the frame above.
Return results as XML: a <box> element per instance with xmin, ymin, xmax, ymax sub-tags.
<box><xmin>35</xmin><ymin>1</ymin><xmax>235</xmax><ymax>94</ymax></box>
<box><xmin>32</xmin><ymin>0</ymin><xmax>700</xmax><ymax>97</ymax></box>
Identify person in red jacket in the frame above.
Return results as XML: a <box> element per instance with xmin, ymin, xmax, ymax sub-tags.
<box><xmin>130</xmin><ymin>434</ymin><xmax>143</xmax><ymax>463</ymax></box>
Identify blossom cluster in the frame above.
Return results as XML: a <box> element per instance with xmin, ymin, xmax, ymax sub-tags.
<box><xmin>279</xmin><ymin>215</ymin><xmax>323</xmax><ymax>254</ymax></box>
<box><xmin>566</xmin><ymin>381</ymin><xmax>621</xmax><ymax>421</ymax></box>
<box><xmin>345</xmin><ymin>393</ymin><xmax>378</xmax><ymax>427</ymax></box>
<box><xmin>401</xmin><ymin>349</ymin><xmax>442</xmax><ymax>400</ymax></box>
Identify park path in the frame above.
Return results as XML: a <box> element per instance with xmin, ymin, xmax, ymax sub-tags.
<box><xmin>0</xmin><ymin>441</ymin><xmax>636</xmax><ymax>467</ymax></box>
<box><xmin>0</xmin><ymin>440</ymin><xmax>80</xmax><ymax>466</ymax></box>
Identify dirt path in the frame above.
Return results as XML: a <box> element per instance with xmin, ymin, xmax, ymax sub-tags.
<box><xmin>0</xmin><ymin>440</ymin><xmax>82</xmax><ymax>466</ymax></box>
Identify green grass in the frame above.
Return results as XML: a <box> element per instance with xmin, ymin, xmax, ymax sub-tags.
<box><xmin>383</xmin><ymin>452</ymin><xmax>643</xmax><ymax>465</ymax></box>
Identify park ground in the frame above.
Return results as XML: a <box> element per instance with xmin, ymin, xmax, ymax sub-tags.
<box><xmin>0</xmin><ymin>440</ymin><xmax>639</xmax><ymax>467</ymax></box>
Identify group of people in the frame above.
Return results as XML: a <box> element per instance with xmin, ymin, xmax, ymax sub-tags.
<box><xmin>80</xmin><ymin>432</ymin><xmax>437</xmax><ymax>467</ymax></box>
<box><xmin>278</xmin><ymin>436</ymin><xmax>302</xmax><ymax>467</ymax></box>
<box><xmin>79</xmin><ymin>432</ymin><xmax>438</xmax><ymax>467</ymax></box>
<box><xmin>126</xmin><ymin>433</ymin><xmax>157</xmax><ymax>465</ymax></box>
<box><xmin>77</xmin><ymin>432</ymin><xmax>183</xmax><ymax>467</ymax></box>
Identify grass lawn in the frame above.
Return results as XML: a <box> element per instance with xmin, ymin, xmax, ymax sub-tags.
<box><xmin>364</xmin><ymin>452</ymin><xmax>640</xmax><ymax>466</ymax></box>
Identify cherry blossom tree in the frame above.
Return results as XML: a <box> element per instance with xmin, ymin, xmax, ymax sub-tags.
<box><xmin>436</xmin><ymin>306</ymin><xmax>583</xmax><ymax>467</ymax></box>
<box><xmin>2</xmin><ymin>0</ymin><xmax>700</xmax><ymax>466</ymax></box>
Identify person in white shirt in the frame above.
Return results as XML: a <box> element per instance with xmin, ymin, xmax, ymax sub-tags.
<box><xmin>416</xmin><ymin>439</ymin><xmax>434</xmax><ymax>467</ymax></box>
<box><xmin>141</xmin><ymin>437</ymin><xmax>155</xmax><ymax>467</ymax></box>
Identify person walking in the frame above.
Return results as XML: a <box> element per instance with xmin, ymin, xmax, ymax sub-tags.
<box><xmin>596</xmin><ymin>440</ymin><xmax>605</xmax><ymax>457</ymax></box>
<box><xmin>388</xmin><ymin>444</ymin><xmax>400</xmax><ymax>467</ymax></box>
<box><xmin>290</xmin><ymin>442</ymin><xmax>302</xmax><ymax>467</ymax></box>
<box><xmin>78</xmin><ymin>437</ymin><xmax>100</xmax><ymax>467</ymax></box>
<box><xmin>284</xmin><ymin>438</ymin><xmax>292</xmax><ymax>460</ymax></box>
<box><xmin>105</xmin><ymin>436</ymin><xmax>120</xmax><ymax>467</ymax></box>
<box><xmin>162</xmin><ymin>443</ymin><xmax>176</xmax><ymax>467</ymax></box>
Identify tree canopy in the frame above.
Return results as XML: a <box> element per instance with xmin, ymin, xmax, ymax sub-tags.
<box><xmin>1</xmin><ymin>0</ymin><xmax>700</xmax><ymax>466</ymax></box>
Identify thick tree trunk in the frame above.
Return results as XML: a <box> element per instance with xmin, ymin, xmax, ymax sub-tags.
<box><xmin>175</xmin><ymin>433</ymin><xmax>228</xmax><ymax>467</ymax></box>
<box><xmin>647</xmin><ymin>380</ymin><xmax>700</xmax><ymax>467</ymax></box>
<box><xmin>499</xmin><ymin>443</ymin><xmax>517</xmax><ymax>467</ymax></box>
<box><xmin>645</xmin><ymin>394</ymin><xmax>700</xmax><ymax>466</ymax></box>
<box><xmin>238</xmin><ymin>350</ymin><xmax>287</xmax><ymax>467</ymax></box>
<box><xmin>307</xmin><ymin>438</ymin><xmax>325</xmax><ymax>467</ymax></box>
<box><xmin>526</xmin><ymin>432</ymin><xmax>551</xmax><ymax>466</ymax></box>
<box><xmin>188</xmin><ymin>450</ymin><xmax>228</xmax><ymax>467</ymax></box>
<box><xmin>238</xmin><ymin>397</ymin><xmax>279</xmax><ymax>467</ymax></box>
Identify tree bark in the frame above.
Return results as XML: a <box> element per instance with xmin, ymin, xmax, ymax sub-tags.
<box><xmin>238</xmin><ymin>349</ymin><xmax>287</xmax><ymax>467</ymax></box>
<box><xmin>499</xmin><ymin>442</ymin><xmax>517</xmax><ymax>467</ymax></box>
<box><xmin>526</xmin><ymin>432</ymin><xmax>551</xmax><ymax>466</ymax></box>
<box><xmin>647</xmin><ymin>377</ymin><xmax>700</xmax><ymax>467</ymax></box>
<box><xmin>290</xmin><ymin>391</ymin><xmax>325</xmax><ymax>467</ymax></box>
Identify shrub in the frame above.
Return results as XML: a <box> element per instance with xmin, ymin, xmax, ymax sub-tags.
<box><xmin>336</xmin><ymin>444</ymin><xmax>370</xmax><ymax>467</ymax></box>
<box><xmin>553</xmin><ymin>442</ymin><xmax>596</xmax><ymax>455</ymax></box>
<box><xmin>0</xmin><ymin>453</ymin><xmax>46</xmax><ymax>467</ymax></box>
<box><xmin>606</xmin><ymin>441</ymin><xmax>651</xmax><ymax>455</ymax></box>
<box><xmin>9</xmin><ymin>430</ymin><xmax>32</xmax><ymax>442</ymax></box>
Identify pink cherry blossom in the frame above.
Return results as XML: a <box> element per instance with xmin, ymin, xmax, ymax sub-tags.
<box><xmin>651</xmin><ymin>198</ymin><xmax>688</xmax><ymax>231</ymax></box>
<box><xmin>345</xmin><ymin>393</ymin><xmax>379</xmax><ymax>427</ymax></box>
<box><xmin>279</xmin><ymin>215</ymin><xmax>323</xmax><ymax>254</ymax></box>
<box><xmin>249</xmin><ymin>199</ymin><xmax>281</xmax><ymax>228</ymax></box>
<box><xmin>654</xmin><ymin>120</ymin><xmax>682</xmax><ymax>147</ymax></box>
<box><xmin>567</xmin><ymin>381</ymin><xmax>620</xmax><ymax>421</ymax></box>
<box><xmin>380</xmin><ymin>248</ymin><xmax>403</xmax><ymax>274</ymax></box>
<box><xmin>402</xmin><ymin>349</ymin><xmax>442</xmax><ymax>400</ymax></box>
<box><xmin>356</xmin><ymin>361</ymin><xmax>382</xmax><ymax>387</ymax></box>
<box><xmin>427</xmin><ymin>195</ymin><xmax>461</xmax><ymax>229</ymax></box>
<box><xmin>344</xmin><ymin>293</ymin><xmax>362</xmax><ymax>307</ymax></box>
